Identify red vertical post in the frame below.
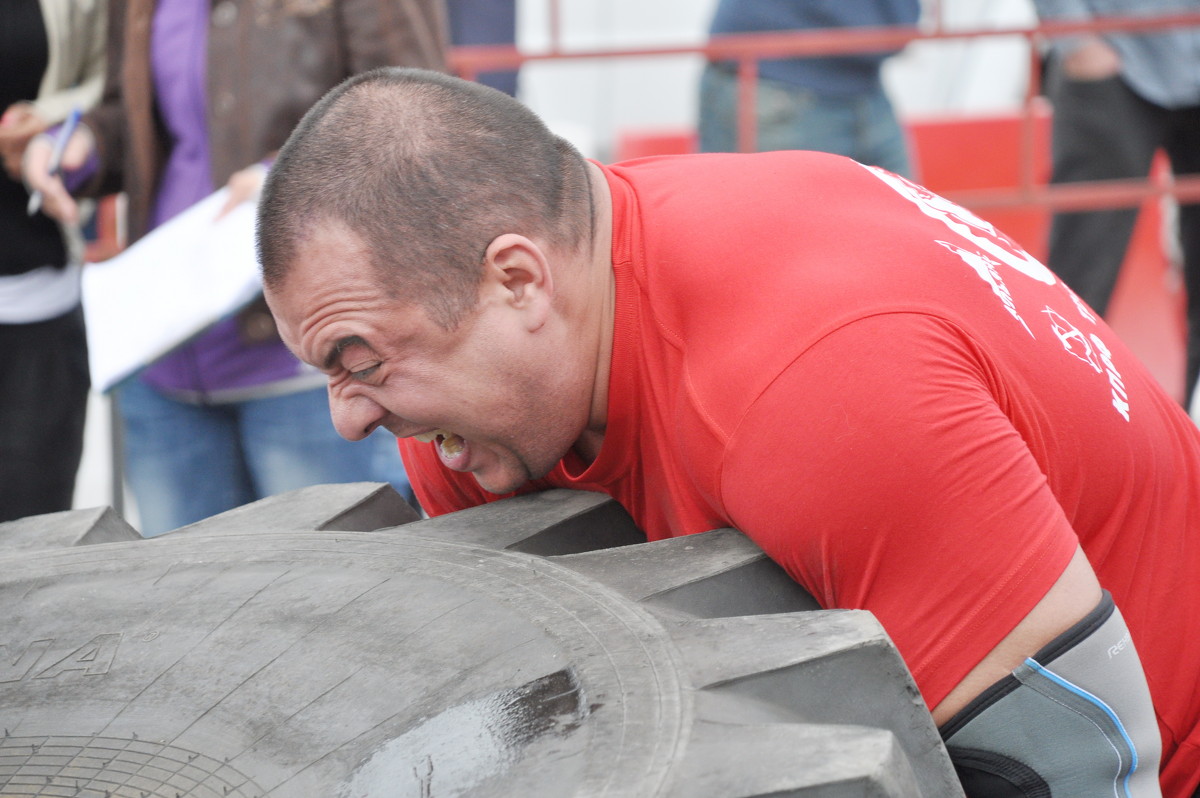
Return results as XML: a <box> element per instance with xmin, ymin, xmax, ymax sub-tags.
<box><xmin>928</xmin><ymin>0</ymin><xmax>944</xmax><ymax>35</ymax></box>
<box><xmin>1018</xmin><ymin>31</ymin><xmax>1043</xmax><ymax>201</ymax></box>
<box><xmin>736</xmin><ymin>58</ymin><xmax>759</xmax><ymax>153</ymax></box>
<box><xmin>549</xmin><ymin>0</ymin><xmax>563</xmax><ymax>54</ymax></box>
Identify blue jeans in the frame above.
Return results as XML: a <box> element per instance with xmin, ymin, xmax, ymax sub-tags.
<box><xmin>117</xmin><ymin>379</ymin><xmax>413</xmax><ymax>536</ymax></box>
<box><xmin>698</xmin><ymin>63</ymin><xmax>914</xmax><ymax>178</ymax></box>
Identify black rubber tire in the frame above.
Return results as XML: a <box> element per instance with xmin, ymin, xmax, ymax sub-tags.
<box><xmin>0</xmin><ymin>485</ymin><xmax>963</xmax><ymax>797</ymax></box>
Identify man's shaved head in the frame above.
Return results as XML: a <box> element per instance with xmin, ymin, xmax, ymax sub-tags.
<box><xmin>258</xmin><ymin>68</ymin><xmax>592</xmax><ymax>329</ymax></box>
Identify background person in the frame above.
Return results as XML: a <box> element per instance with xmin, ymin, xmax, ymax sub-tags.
<box><xmin>22</xmin><ymin>0</ymin><xmax>446</xmax><ymax>535</ymax></box>
<box><xmin>698</xmin><ymin>0</ymin><xmax>920</xmax><ymax>178</ymax></box>
<box><xmin>447</xmin><ymin>0</ymin><xmax>519</xmax><ymax>97</ymax></box>
<box><xmin>258</xmin><ymin>69</ymin><xmax>1200</xmax><ymax>796</ymax></box>
<box><xmin>1032</xmin><ymin>0</ymin><xmax>1200</xmax><ymax>408</ymax></box>
<box><xmin>0</xmin><ymin>0</ymin><xmax>106</xmax><ymax>523</ymax></box>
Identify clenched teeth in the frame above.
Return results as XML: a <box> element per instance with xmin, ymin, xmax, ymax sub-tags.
<box><xmin>439</xmin><ymin>433</ymin><xmax>465</xmax><ymax>457</ymax></box>
<box><xmin>413</xmin><ymin>429</ymin><xmax>466</xmax><ymax>457</ymax></box>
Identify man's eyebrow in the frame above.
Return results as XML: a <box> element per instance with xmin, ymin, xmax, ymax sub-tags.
<box><xmin>323</xmin><ymin>335</ymin><xmax>370</xmax><ymax>371</ymax></box>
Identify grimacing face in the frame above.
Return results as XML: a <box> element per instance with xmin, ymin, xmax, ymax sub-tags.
<box><xmin>264</xmin><ymin>222</ymin><xmax>591</xmax><ymax>495</ymax></box>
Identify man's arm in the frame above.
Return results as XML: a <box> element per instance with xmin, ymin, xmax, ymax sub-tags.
<box><xmin>719</xmin><ymin>313</ymin><xmax>1163</xmax><ymax>794</ymax></box>
<box><xmin>936</xmin><ymin>547</ymin><xmax>1161</xmax><ymax>796</ymax></box>
<box><xmin>1029</xmin><ymin>0</ymin><xmax>1123</xmax><ymax>81</ymax></box>
<box><xmin>930</xmin><ymin>545</ymin><xmax>1100</xmax><ymax>725</ymax></box>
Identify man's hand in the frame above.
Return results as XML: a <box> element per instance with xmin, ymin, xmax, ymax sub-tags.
<box><xmin>20</xmin><ymin>123</ymin><xmax>94</xmax><ymax>224</ymax></box>
<box><xmin>0</xmin><ymin>102</ymin><xmax>47</xmax><ymax>180</ymax></box>
<box><xmin>1062</xmin><ymin>36</ymin><xmax>1122</xmax><ymax>81</ymax></box>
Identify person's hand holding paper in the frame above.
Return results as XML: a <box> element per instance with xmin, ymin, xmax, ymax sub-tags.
<box><xmin>82</xmin><ymin>186</ymin><xmax>263</xmax><ymax>392</ymax></box>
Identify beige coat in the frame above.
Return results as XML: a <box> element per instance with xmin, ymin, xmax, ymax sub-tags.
<box><xmin>32</xmin><ymin>0</ymin><xmax>107</xmax><ymax>126</ymax></box>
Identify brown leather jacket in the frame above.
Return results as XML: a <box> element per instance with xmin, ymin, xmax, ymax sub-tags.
<box><xmin>82</xmin><ymin>0</ymin><xmax>448</xmax><ymax>242</ymax></box>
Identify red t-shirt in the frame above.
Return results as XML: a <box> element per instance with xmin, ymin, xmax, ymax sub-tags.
<box><xmin>401</xmin><ymin>152</ymin><xmax>1200</xmax><ymax>794</ymax></box>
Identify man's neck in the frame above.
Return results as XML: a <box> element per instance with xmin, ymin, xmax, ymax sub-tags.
<box><xmin>575</xmin><ymin>160</ymin><xmax>616</xmax><ymax>463</ymax></box>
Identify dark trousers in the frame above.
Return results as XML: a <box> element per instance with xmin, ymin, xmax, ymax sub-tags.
<box><xmin>1044</xmin><ymin>60</ymin><xmax>1200</xmax><ymax>404</ymax></box>
<box><xmin>0</xmin><ymin>305</ymin><xmax>90</xmax><ymax>522</ymax></box>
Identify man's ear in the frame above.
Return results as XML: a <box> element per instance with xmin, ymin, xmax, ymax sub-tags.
<box><xmin>484</xmin><ymin>234</ymin><xmax>554</xmax><ymax>330</ymax></box>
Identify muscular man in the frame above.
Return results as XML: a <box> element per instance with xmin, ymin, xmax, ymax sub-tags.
<box><xmin>259</xmin><ymin>68</ymin><xmax>1200</xmax><ymax>796</ymax></box>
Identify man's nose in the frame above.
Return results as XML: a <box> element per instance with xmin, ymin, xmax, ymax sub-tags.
<box><xmin>328</xmin><ymin>387</ymin><xmax>385</xmax><ymax>442</ymax></box>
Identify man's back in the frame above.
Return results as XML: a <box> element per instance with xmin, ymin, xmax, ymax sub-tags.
<box><xmin>403</xmin><ymin>151</ymin><xmax>1200</xmax><ymax>793</ymax></box>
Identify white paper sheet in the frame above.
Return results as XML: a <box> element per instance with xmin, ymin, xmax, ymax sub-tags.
<box><xmin>82</xmin><ymin>188</ymin><xmax>263</xmax><ymax>392</ymax></box>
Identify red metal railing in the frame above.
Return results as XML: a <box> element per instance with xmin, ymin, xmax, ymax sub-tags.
<box><xmin>86</xmin><ymin>13</ymin><xmax>1200</xmax><ymax>268</ymax></box>
<box><xmin>449</xmin><ymin>8</ymin><xmax>1200</xmax><ymax>215</ymax></box>
<box><xmin>450</xmin><ymin>5</ymin><xmax>1199</xmax><ymax>400</ymax></box>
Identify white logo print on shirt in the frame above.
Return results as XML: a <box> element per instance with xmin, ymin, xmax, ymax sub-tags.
<box><xmin>1043</xmin><ymin>307</ymin><xmax>1103</xmax><ymax>373</ymax></box>
<box><xmin>863</xmin><ymin>165</ymin><xmax>1058</xmax><ymax>286</ymax></box>
<box><xmin>936</xmin><ymin>241</ymin><xmax>1033</xmax><ymax>337</ymax></box>
<box><xmin>862</xmin><ymin>164</ymin><xmax>1132</xmax><ymax>423</ymax></box>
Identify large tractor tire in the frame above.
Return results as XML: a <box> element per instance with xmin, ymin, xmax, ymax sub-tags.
<box><xmin>0</xmin><ymin>485</ymin><xmax>963</xmax><ymax>797</ymax></box>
